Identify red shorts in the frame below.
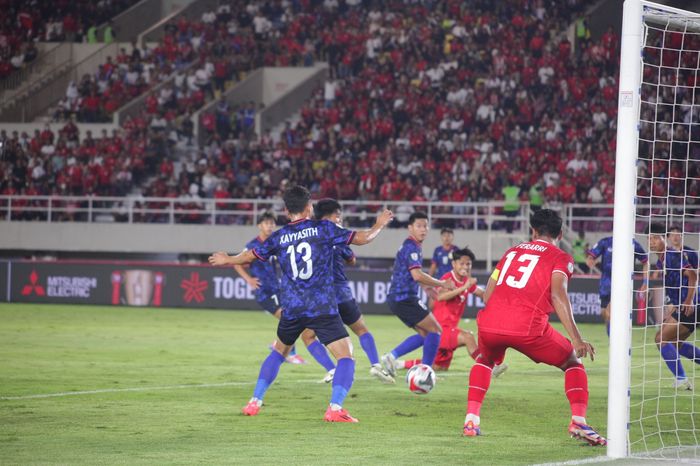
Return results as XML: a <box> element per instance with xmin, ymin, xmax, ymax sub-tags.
<box><xmin>433</xmin><ymin>327</ymin><xmax>461</xmax><ymax>369</ymax></box>
<box><xmin>477</xmin><ymin>324</ymin><xmax>573</xmax><ymax>368</ymax></box>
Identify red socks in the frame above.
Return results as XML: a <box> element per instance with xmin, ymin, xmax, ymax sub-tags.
<box><xmin>564</xmin><ymin>364</ymin><xmax>589</xmax><ymax>418</ymax></box>
<box><xmin>466</xmin><ymin>359</ymin><xmax>493</xmax><ymax>416</ymax></box>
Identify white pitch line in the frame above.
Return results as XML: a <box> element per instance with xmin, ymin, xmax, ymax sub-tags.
<box><xmin>531</xmin><ymin>457</ymin><xmax>613</xmax><ymax>466</ymax></box>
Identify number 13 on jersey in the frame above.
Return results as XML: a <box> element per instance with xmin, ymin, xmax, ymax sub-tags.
<box><xmin>496</xmin><ymin>252</ymin><xmax>540</xmax><ymax>289</ymax></box>
<box><xmin>287</xmin><ymin>242</ymin><xmax>313</xmax><ymax>280</ymax></box>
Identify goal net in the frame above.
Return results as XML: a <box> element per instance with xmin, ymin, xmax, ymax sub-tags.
<box><xmin>610</xmin><ymin>0</ymin><xmax>700</xmax><ymax>460</ymax></box>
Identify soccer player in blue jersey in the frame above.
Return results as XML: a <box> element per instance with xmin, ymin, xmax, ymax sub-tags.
<box><xmin>586</xmin><ymin>236</ymin><xmax>649</xmax><ymax>336</ymax></box>
<box><xmin>380</xmin><ymin>212</ymin><xmax>456</xmax><ymax>377</ymax></box>
<box><xmin>649</xmin><ymin>223</ymin><xmax>700</xmax><ymax>390</ymax></box>
<box><xmin>209</xmin><ymin>185</ymin><xmax>393</xmax><ymax>422</ymax></box>
<box><xmin>233</xmin><ymin>212</ymin><xmax>337</xmax><ymax>370</ymax></box>
<box><xmin>314</xmin><ymin>198</ymin><xmax>395</xmax><ymax>384</ymax></box>
<box><xmin>428</xmin><ymin>228</ymin><xmax>458</xmax><ymax>279</ymax></box>
<box><xmin>668</xmin><ymin>226</ymin><xmax>699</xmax><ymax>268</ymax></box>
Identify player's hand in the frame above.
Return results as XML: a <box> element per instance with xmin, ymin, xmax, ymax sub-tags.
<box><xmin>376</xmin><ymin>209</ymin><xmax>394</xmax><ymax>228</ymax></box>
<box><xmin>682</xmin><ymin>303</ymin><xmax>694</xmax><ymax>317</ymax></box>
<box><xmin>246</xmin><ymin>277</ymin><xmax>261</xmax><ymax>290</ymax></box>
<box><xmin>639</xmin><ymin>282</ymin><xmax>648</xmax><ymax>293</ymax></box>
<box><xmin>208</xmin><ymin>251</ymin><xmax>231</xmax><ymax>266</ymax></box>
<box><xmin>573</xmin><ymin>338</ymin><xmax>596</xmax><ymax>361</ymax></box>
<box><xmin>441</xmin><ymin>279</ymin><xmax>456</xmax><ymax>291</ymax></box>
<box><xmin>466</xmin><ymin>277</ymin><xmax>478</xmax><ymax>289</ymax></box>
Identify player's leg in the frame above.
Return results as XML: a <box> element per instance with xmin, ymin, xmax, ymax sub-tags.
<box><xmin>463</xmin><ymin>330</ymin><xmax>504</xmax><ymax>437</ymax></box>
<box><xmin>512</xmin><ymin>325</ymin><xmax>606</xmax><ymax>446</ymax></box>
<box><xmin>656</xmin><ymin>313</ymin><xmax>691</xmax><ymax>388</ymax></box>
<box><xmin>433</xmin><ymin>327</ymin><xmax>461</xmax><ymax>371</ymax></box>
<box><xmin>414</xmin><ymin>312</ymin><xmax>442</xmax><ymax>367</ymax></box>
<box><xmin>600</xmin><ymin>295</ymin><xmax>611</xmax><ymax>336</ymax></box>
<box><xmin>674</xmin><ymin>304</ymin><xmax>700</xmax><ymax>377</ymax></box>
<box><xmin>382</xmin><ymin>299</ymin><xmax>427</xmax><ymax>375</ymax></box>
<box><xmin>311</xmin><ymin>315</ymin><xmax>358</xmax><ymax>422</ymax></box>
<box><xmin>243</xmin><ymin>317</ymin><xmax>301</xmax><ymax>416</ymax></box>
<box><xmin>264</xmin><ymin>299</ymin><xmax>303</xmax><ymax>363</ymax></box>
<box><xmin>463</xmin><ymin>330</ymin><xmax>508</xmax><ymax>378</ymax></box>
<box><xmin>340</xmin><ymin>300</ymin><xmax>394</xmax><ymax>383</ymax></box>
<box><xmin>299</xmin><ymin>328</ymin><xmax>336</xmax><ymax>381</ymax></box>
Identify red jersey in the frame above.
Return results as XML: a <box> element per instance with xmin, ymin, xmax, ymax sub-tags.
<box><xmin>433</xmin><ymin>271</ymin><xmax>476</xmax><ymax>329</ymax></box>
<box><xmin>477</xmin><ymin>240</ymin><xmax>574</xmax><ymax>337</ymax></box>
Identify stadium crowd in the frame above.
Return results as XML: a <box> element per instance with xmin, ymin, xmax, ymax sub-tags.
<box><xmin>4</xmin><ymin>0</ymin><xmax>698</xmax><ymax>230</ymax></box>
<box><xmin>0</xmin><ymin>0</ymin><xmax>139</xmax><ymax>79</ymax></box>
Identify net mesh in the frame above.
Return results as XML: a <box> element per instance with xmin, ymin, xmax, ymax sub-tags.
<box><xmin>630</xmin><ymin>7</ymin><xmax>700</xmax><ymax>460</ymax></box>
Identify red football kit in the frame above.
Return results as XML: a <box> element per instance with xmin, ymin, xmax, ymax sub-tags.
<box><xmin>476</xmin><ymin>239</ymin><xmax>575</xmax><ymax>367</ymax></box>
<box><xmin>432</xmin><ymin>271</ymin><xmax>477</xmax><ymax>368</ymax></box>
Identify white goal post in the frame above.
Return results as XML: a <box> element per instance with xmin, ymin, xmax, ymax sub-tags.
<box><xmin>610</xmin><ymin>0</ymin><xmax>700</xmax><ymax>459</ymax></box>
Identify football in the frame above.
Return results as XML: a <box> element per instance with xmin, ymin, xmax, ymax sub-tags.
<box><xmin>406</xmin><ymin>364</ymin><xmax>436</xmax><ymax>394</ymax></box>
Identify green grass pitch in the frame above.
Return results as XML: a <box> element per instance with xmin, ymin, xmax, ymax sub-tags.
<box><xmin>0</xmin><ymin>303</ymin><xmax>696</xmax><ymax>465</ymax></box>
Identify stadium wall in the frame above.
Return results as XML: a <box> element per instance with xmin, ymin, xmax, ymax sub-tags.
<box><xmin>1</xmin><ymin>259</ymin><xmax>611</xmax><ymax>323</ymax></box>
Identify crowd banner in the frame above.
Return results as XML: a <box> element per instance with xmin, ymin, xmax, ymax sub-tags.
<box><xmin>2</xmin><ymin>260</ymin><xmax>614</xmax><ymax>323</ymax></box>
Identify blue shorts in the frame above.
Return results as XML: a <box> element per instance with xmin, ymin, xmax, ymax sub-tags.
<box><xmin>338</xmin><ymin>299</ymin><xmax>362</xmax><ymax>326</ymax></box>
<box><xmin>671</xmin><ymin>304</ymin><xmax>699</xmax><ymax>334</ymax></box>
<box><xmin>277</xmin><ymin>313</ymin><xmax>349</xmax><ymax>346</ymax></box>
<box><xmin>257</xmin><ymin>294</ymin><xmax>280</xmax><ymax>314</ymax></box>
<box><xmin>600</xmin><ymin>295</ymin><xmax>610</xmax><ymax>308</ymax></box>
<box><xmin>388</xmin><ymin>298</ymin><xmax>429</xmax><ymax>328</ymax></box>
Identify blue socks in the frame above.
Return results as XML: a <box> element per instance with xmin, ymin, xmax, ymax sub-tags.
<box><xmin>391</xmin><ymin>334</ymin><xmax>425</xmax><ymax>358</ymax></box>
<box><xmin>307</xmin><ymin>340</ymin><xmax>336</xmax><ymax>372</ymax></box>
<box><xmin>422</xmin><ymin>332</ymin><xmax>441</xmax><ymax>366</ymax></box>
<box><xmin>660</xmin><ymin>343</ymin><xmax>686</xmax><ymax>380</ymax></box>
<box><xmin>359</xmin><ymin>332</ymin><xmax>379</xmax><ymax>365</ymax></box>
<box><xmin>330</xmin><ymin>358</ymin><xmax>355</xmax><ymax>406</ymax></box>
<box><xmin>678</xmin><ymin>342</ymin><xmax>700</xmax><ymax>364</ymax></box>
<box><xmin>253</xmin><ymin>350</ymin><xmax>285</xmax><ymax>400</ymax></box>
<box><xmin>606</xmin><ymin>322</ymin><xmax>610</xmax><ymax>337</ymax></box>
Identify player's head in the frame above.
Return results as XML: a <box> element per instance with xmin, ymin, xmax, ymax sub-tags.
<box><xmin>440</xmin><ymin>227</ymin><xmax>454</xmax><ymax>246</ymax></box>
<box><xmin>408</xmin><ymin>211</ymin><xmax>429</xmax><ymax>242</ymax></box>
<box><xmin>451</xmin><ymin>247</ymin><xmax>476</xmax><ymax>279</ymax></box>
<box><xmin>314</xmin><ymin>198</ymin><xmax>342</xmax><ymax>225</ymax></box>
<box><xmin>283</xmin><ymin>185</ymin><xmax>312</xmax><ymax>219</ymax></box>
<box><xmin>530</xmin><ymin>209</ymin><xmax>563</xmax><ymax>241</ymax></box>
<box><xmin>667</xmin><ymin>225</ymin><xmax>682</xmax><ymax>249</ymax></box>
<box><xmin>257</xmin><ymin>211</ymin><xmax>276</xmax><ymax>236</ymax></box>
<box><xmin>647</xmin><ymin>223</ymin><xmax>667</xmax><ymax>252</ymax></box>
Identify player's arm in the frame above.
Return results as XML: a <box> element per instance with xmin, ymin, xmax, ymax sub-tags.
<box><xmin>639</xmin><ymin>260</ymin><xmax>649</xmax><ymax>292</ymax></box>
<box><xmin>551</xmin><ymin>272</ymin><xmax>595</xmax><ymax>361</ymax></box>
<box><xmin>410</xmin><ymin>268</ymin><xmax>456</xmax><ymax>290</ymax></box>
<box><xmin>585</xmin><ymin>254</ymin><xmax>598</xmax><ymax>270</ymax></box>
<box><xmin>437</xmin><ymin>277</ymin><xmax>476</xmax><ymax>301</ymax></box>
<box><xmin>208</xmin><ymin>250</ymin><xmax>257</xmax><ymax>266</ymax></box>
<box><xmin>428</xmin><ymin>261</ymin><xmax>437</xmax><ymax>277</ymax></box>
<box><xmin>473</xmin><ymin>286</ymin><xmax>485</xmax><ymax>299</ymax></box>
<box><xmin>345</xmin><ymin>256</ymin><xmax>357</xmax><ymax>266</ymax></box>
<box><xmin>351</xmin><ymin>209</ymin><xmax>394</xmax><ymax>245</ymax></box>
<box><xmin>233</xmin><ymin>264</ymin><xmax>260</xmax><ymax>290</ymax></box>
<box><xmin>682</xmin><ymin>268</ymin><xmax>698</xmax><ymax>316</ymax></box>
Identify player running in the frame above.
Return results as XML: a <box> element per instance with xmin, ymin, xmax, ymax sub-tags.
<box><xmin>315</xmin><ymin>198</ymin><xmax>395</xmax><ymax>384</ymax></box>
<box><xmin>209</xmin><ymin>185</ymin><xmax>393</xmax><ymax>422</ymax></box>
<box><xmin>394</xmin><ymin>247</ymin><xmax>507</xmax><ymax>377</ymax></box>
<box><xmin>463</xmin><ymin>209</ymin><xmax>606</xmax><ymax>446</ymax></box>
<box><xmin>648</xmin><ymin>223</ymin><xmax>699</xmax><ymax>390</ymax></box>
<box><xmin>380</xmin><ymin>212</ymin><xmax>456</xmax><ymax>377</ymax></box>
<box><xmin>586</xmin><ymin>236</ymin><xmax>649</xmax><ymax>336</ymax></box>
<box><xmin>233</xmin><ymin>211</ymin><xmax>336</xmax><ymax>370</ymax></box>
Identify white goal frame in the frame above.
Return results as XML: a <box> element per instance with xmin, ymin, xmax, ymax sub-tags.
<box><xmin>609</xmin><ymin>0</ymin><xmax>700</xmax><ymax>458</ymax></box>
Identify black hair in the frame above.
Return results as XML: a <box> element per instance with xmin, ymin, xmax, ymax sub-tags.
<box><xmin>647</xmin><ymin>223</ymin><xmax>666</xmax><ymax>235</ymax></box>
<box><xmin>408</xmin><ymin>211</ymin><xmax>429</xmax><ymax>225</ymax></box>
<box><xmin>530</xmin><ymin>209</ymin><xmax>563</xmax><ymax>238</ymax></box>
<box><xmin>668</xmin><ymin>225</ymin><xmax>682</xmax><ymax>234</ymax></box>
<box><xmin>440</xmin><ymin>227</ymin><xmax>454</xmax><ymax>235</ymax></box>
<box><xmin>283</xmin><ymin>185</ymin><xmax>311</xmax><ymax>214</ymax></box>
<box><xmin>452</xmin><ymin>247</ymin><xmax>476</xmax><ymax>262</ymax></box>
<box><xmin>314</xmin><ymin>198</ymin><xmax>342</xmax><ymax>220</ymax></box>
<box><xmin>258</xmin><ymin>211</ymin><xmax>276</xmax><ymax>224</ymax></box>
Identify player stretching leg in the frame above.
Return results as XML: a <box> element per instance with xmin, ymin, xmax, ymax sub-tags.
<box><xmin>210</xmin><ymin>185</ymin><xmax>393</xmax><ymax>422</ymax></box>
<box><xmin>586</xmin><ymin>236</ymin><xmax>649</xmax><ymax>336</ymax></box>
<box><xmin>315</xmin><ymin>199</ymin><xmax>394</xmax><ymax>384</ymax></box>
<box><xmin>381</xmin><ymin>212</ymin><xmax>455</xmax><ymax>377</ymax></box>
<box><xmin>463</xmin><ymin>209</ymin><xmax>606</xmax><ymax>446</ymax></box>
<box><xmin>648</xmin><ymin>223</ymin><xmax>699</xmax><ymax>390</ymax></box>
<box><xmin>395</xmin><ymin>247</ymin><xmax>508</xmax><ymax>379</ymax></box>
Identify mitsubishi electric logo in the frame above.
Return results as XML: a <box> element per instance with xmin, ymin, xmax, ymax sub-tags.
<box><xmin>21</xmin><ymin>270</ymin><xmax>46</xmax><ymax>296</ymax></box>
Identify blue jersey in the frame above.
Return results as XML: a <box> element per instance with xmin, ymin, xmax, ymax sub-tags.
<box><xmin>245</xmin><ymin>236</ymin><xmax>279</xmax><ymax>303</ymax></box>
<box><xmin>388</xmin><ymin>237</ymin><xmax>423</xmax><ymax>302</ymax></box>
<box><xmin>333</xmin><ymin>244</ymin><xmax>355</xmax><ymax>304</ymax></box>
<box><xmin>656</xmin><ymin>247</ymin><xmax>698</xmax><ymax>305</ymax></box>
<box><xmin>432</xmin><ymin>245</ymin><xmax>458</xmax><ymax>278</ymax></box>
<box><xmin>253</xmin><ymin>218</ymin><xmax>355</xmax><ymax>318</ymax></box>
<box><xmin>587</xmin><ymin>236</ymin><xmax>648</xmax><ymax>296</ymax></box>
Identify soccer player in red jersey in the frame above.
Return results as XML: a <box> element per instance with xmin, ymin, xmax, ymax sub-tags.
<box><xmin>463</xmin><ymin>209</ymin><xmax>606</xmax><ymax>446</ymax></box>
<box><xmin>395</xmin><ymin>247</ymin><xmax>506</xmax><ymax>377</ymax></box>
